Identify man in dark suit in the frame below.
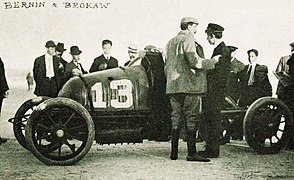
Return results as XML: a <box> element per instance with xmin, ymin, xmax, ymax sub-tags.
<box><xmin>275</xmin><ymin>42</ymin><xmax>294</xmax><ymax>100</ymax></box>
<box><xmin>226</xmin><ymin>46</ymin><xmax>245</xmax><ymax>103</ymax></box>
<box><xmin>33</xmin><ymin>40</ymin><xmax>64</xmax><ymax>97</ymax></box>
<box><xmin>239</xmin><ymin>49</ymin><xmax>272</xmax><ymax>107</ymax></box>
<box><xmin>65</xmin><ymin>46</ymin><xmax>87</xmax><ymax>80</ymax></box>
<box><xmin>124</xmin><ymin>44</ymin><xmax>141</xmax><ymax>66</ymax></box>
<box><xmin>89</xmin><ymin>40</ymin><xmax>118</xmax><ymax>72</ymax></box>
<box><xmin>0</xmin><ymin>57</ymin><xmax>8</xmax><ymax>144</ymax></box>
<box><xmin>55</xmin><ymin>42</ymin><xmax>68</xmax><ymax>87</ymax></box>
<box><xmin>224</xmin><ymin>46</ymin><xmax>245</xmax><ymax>141</ymax></box>
<box><xmin>199</xmin><ymin>23</ymin><xmax>231</xmax><ymax>158</ymax></box>
<box><xmin>0</xmin><ymin>57</ymin><xmax>9</xmax><ymax>114</ymax></box>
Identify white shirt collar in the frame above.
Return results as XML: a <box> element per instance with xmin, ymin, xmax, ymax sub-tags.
<box><xmin>249</xmin><ymin>62</ymin><xmax>257</xmax><ymax>69</ymax></box>
<box><xmin>103</xmin><ymin>54</ymin><xmax>110</xmax><ymax>60</ymax></box>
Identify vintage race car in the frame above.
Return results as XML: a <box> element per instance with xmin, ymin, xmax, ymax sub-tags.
<box><xmin>10</xmin><ymin>50</ymin><xmax>171</xmax><ymax>165</ymax></box>
<box><xmin>9</xmin><ymin>49</ymin><xmax>294</xmax><ymax>166</ymax></box>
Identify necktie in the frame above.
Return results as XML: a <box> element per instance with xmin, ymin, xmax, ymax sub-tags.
<box><xmin>248</xmin><ymin>65</ymin><xmax>255</xmax><ymax>86</ymax></box>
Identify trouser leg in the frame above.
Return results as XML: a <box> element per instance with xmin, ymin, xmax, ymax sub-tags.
<box><xmin>169</xmin><ymin>94</ymin><xmax>184</xmax><ymax>160</ymax></box>
<box><xmin>170</xmin><ymin>129</ymin><xmax>179</xmax><ymax>160</ymax></box>
<box><xmin>199</xmin><ymin>98</ymin><xmax>221</xmax><ymax>158</ymax></box>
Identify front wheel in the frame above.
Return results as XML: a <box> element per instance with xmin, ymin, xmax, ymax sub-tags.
<box><xmin>25</xmin><ymin>97</ymin><xmax>95</xmax><ymax>165</ymax></box>
<box><xmin>244</xmin><ymin>97</ymin><xmax>293</xmax><ymax>154</ymax></box>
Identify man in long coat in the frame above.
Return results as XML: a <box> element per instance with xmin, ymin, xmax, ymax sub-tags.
<box><xmin>0</xmin><ymin>57</ymin><xmax>9</xmax><ymax>144</ymax></box>
<box><xmin>33</xmin><ymin>40</ymin><xmax>64</xmax><ymax>97</ymax></box>
<box><xmin>199</xmin><ymin>23</ymin><xmax>231</xmax><ymax>158</ymax></box>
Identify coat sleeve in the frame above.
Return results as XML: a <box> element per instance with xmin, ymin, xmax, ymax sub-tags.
<box><xmin>33</xmin><ymin>58</ymin><xmax>41</xmax><ymax>84</ymax></box>
<box><xmin>89</xmin><ymin>59</ymin><xmax>98</xmax><ymax>73</ymax></box>
<box><xmin>182</xmin><ymin>37</ymin><xmax>197</xmax><ymax>68</ymax></box>
<box><xmin>0</xmin><ymin>59</ymin><xmax>9</xmax><ymax>94</ymax></box>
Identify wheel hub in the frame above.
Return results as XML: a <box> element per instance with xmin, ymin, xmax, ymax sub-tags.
<box><xmin>56</xmin><ymin>129</ymin><xmax>64</xmax><ymax>138</ymax></box>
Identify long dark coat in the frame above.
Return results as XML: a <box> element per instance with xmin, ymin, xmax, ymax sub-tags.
<box><xmin>0</xmin><ymin>58</ymin><xmax>9</xmax><ymax>96</ymax></box>
<box><xmin>205</xmin><ymin>42</ymin><xmax>231</xmax><ymax>108</ymax></box>
<box><xmin>33</xmin><ymin>55</ymin><xmax>63</xmax><ymax>97</ymax></box>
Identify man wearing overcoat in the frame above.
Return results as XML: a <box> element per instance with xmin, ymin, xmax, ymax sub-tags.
<box><xmin>33</xmin><ymin>40</ymin><xmax>64</xmax><ymax>97</ymax></box>
<box><xmin>0</xmin><ymin>57</ymin><xmax>9</xmax><ymax>144</ymax></box>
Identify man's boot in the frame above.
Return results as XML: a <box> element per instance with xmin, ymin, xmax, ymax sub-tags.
<box><xmin>186</xmin><ymin>131</ymin><xmax>210</xmax><ymax>162</ymax></box>
<box><xmin>170</xmin><ymin>129</ymin><xmax>179</xmax><ymax>160</ymax></box>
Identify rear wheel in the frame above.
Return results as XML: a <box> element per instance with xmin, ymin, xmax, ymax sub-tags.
<box><xmin>244</xmin><ymin>97</ymin><xmax>293</xmax><ymax>154</ymax></box>
<box><xmin>25</xmin><ymin>97</ymin><xmax>95</xmax><ymax>165</ymax></box>
<box><xmin>13</xmin><ymin>97</ymin><xmax>49</xmax><ymax>150</ymax></box>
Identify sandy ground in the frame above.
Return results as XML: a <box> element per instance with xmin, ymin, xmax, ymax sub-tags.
<box><xmin>0</xmin><ymin>72</ymin><xmax>294</xmax><ymax>180</ymax></box>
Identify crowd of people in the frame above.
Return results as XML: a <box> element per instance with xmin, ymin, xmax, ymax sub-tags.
<box><xmin>0</xmin><ymin>17</ymin><xmax>293</xmax><ymax>161</ymax></box>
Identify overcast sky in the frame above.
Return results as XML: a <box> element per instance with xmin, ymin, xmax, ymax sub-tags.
<box><xmin>1</xmin><ymin>0</ymin><xmax>294</xmax><ymax>90</ymax></box>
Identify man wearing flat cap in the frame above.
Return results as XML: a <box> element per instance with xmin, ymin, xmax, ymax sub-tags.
<box><xmin>199</xmin><ymin>23</ymin><xmax>231</xmax><ymax>158</ymax></box>
<box><xmin>65</xmin><ymin>46</ymin><xmax>87</xmax><ymax>80</ymax></box>
<box><xmin>165</xmin><ymin>17</ymin><xmax>221</xmax><ymax>162</ymax></box>
<box><xmin>33</xmin><ymin>40</ymin><xmax>64</xmax><ymax>97</ymax></box>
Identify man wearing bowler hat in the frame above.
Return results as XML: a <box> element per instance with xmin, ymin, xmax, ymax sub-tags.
<box><xmin>65</xmin><ymin>46</ymin><xmax>87</xmax><ymax>80</ymax></box>
<box><xmin>199</xmin><ymin>23</ymin><xmax>231</xmax><ymax>158</ymax></box>
<box><xmin>33</xmin><ymin>40</ymin><xmax>64</xmax><ymax>97</ymax></box>
<box><xmin>55</xmin><ymin>42</ymin><xmax>68</xmax><ymax>69</ymax></box>
<box><xmin>55</xmin><ymin>42</ymin><xmax>68</xmax><ymax>87</ymax></box>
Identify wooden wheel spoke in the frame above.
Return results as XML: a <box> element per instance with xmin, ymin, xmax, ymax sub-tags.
<box><xmin>58</xmin><ymin>146</ymin><xmax>61</xmax><ymax>156</ymax></box>
<box><xmin>36</xmin><ymin>133</ymin><xmax>51</xmax><ymax>141</ymax></box>
<box><xmin>46</xmin><ymin>112</ymin><xmax>58</xmax><ymax>125</ymax></box>
<box><xmin>36</xmin><ymin>123</ymin><xmax>52</xmax><ymax>131</ymax></box>
<box><xmin>20</xmin><ymin>122</ymin><xmax>27</xmax><ymax>127</ymax></box>
<box><xmin>63</xmin><ymin>113</ymin><xmax>76</xmax><ymax>126</ymax></box>
<box><xmin>42</xmin><ymin>141</ymin><xmax>63</xmax><ymax>153</ymax></box>
<box><xmin>67</xmin><ymin>124</ymin><xmax>87</xmax><ymax>131</ymax></box>
<box><xmin>64</xmin><ymin>140</ymin><xmax>76</xmax><ymax>153</ymax></box>
<box><xmin>66</xmin><ymin>131</ymin><xmax>87</xmax><ymax>141</ymax></box>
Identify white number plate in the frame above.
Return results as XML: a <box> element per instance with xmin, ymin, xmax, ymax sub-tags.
<box><xmin>91</xmin><ymin>79</ymin><xmax>133</xmax><ymax>108</ymax></box>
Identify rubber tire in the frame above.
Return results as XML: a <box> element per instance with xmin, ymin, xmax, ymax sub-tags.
<box><xmin>244</xmin><ymin>97</ymin><xmax>293</xmax><ymax>154</ymax></box>
<box><xmin>25</xmin><ymin>97</ymin><xmax>95</xmax><ymax>165</ymax></box>
<box><xmin>13</xmin><ymin>96</ymin><xmax>49</xmax><ymax>150</ymax></box>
